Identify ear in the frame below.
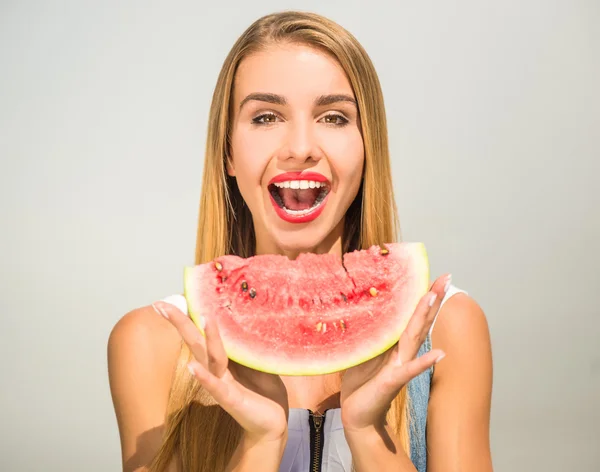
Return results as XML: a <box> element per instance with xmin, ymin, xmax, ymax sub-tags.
<box><xmin>225</xmin><ymin>154</ymin><xmax>235</xmax><ymax>177</ymax></box>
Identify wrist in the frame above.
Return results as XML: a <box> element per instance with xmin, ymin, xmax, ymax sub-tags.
<box><xmin>343</xmin><ymin>421</ymin><xmax>386</xmax><ymax>445</ymax></box>
<box><xmin>240</xmin><ymin>429</ymin><xmax>288</xmax><ymax>452</ymax></box>
<box><xmin>342</xmin><ymin>416</ymin><xmax>387</xmax><ymax>438</ymax></box>
<box><xmin>344</xmin><ymin>423</ymin><xmax>415</xmax><ymax>472</ymax></box>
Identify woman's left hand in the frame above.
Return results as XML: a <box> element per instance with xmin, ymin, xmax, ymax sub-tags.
<box><xmin>340</xmin><ymin>273</ymin><xmax>452</xmax><ymax>432</ymax></box>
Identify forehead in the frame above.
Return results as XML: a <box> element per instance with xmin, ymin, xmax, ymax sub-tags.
<box><xmin>233</xmin><ymin>43</ymin><xmax>354</xmax><ymax>102</ymax></box>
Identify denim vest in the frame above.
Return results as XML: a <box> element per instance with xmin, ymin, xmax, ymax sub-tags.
<box><xmin>406</xmin><ymin>333</ymin><xmax>435</xmax><ymax>472</ymax></box>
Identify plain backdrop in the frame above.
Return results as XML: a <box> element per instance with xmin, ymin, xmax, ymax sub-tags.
<box><xmin>1</xmin><ymin>1</ymin><xmax>598</xmax><ymax>471</ymax></box>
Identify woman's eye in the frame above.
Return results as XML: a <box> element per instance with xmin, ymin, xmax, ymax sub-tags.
<box><xmin>321</xmin><ymin>114</ymin><xmax>349</xmax><ymax>126</ymax></box>
<box><xmin>251</xmin><ymin>113</ymin><xmax>279</xmax><ymax>124</ymax></box>
<box><xmin>251</xmin><ymin>112</ymin><xmax>349</xmax><ymax>126</ymax></box>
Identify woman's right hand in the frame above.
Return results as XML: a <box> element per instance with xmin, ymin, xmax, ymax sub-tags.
<box><xmin>152</xmin><ymin>300</ymin><xmax>289</xmax><ymax>444</ymax></box>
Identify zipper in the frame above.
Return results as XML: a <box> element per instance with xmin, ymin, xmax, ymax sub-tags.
<box><xmin>308</xmin><ymin>409</ymin><xmax>325</xmax><ymax>472</ymax></box>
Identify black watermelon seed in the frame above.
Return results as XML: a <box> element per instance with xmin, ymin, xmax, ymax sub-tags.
<box><xmin>249</xmin><ymin>288</ymin><xmax>257</xmax><ymax>299</ymax></box>
<box><xmin>341</xmin><ymin>293</ymin><xmax>348</xmax><ymax>302</ymax></box>
<box><xmin>380</xmin><ymin>248</ymin><xmax>389</xmax><ymax>256</ymax></box>
<box><xmin>241</xmin><ymin>281</ymin><xmax>248</xmax><ymax>292</ymax></box>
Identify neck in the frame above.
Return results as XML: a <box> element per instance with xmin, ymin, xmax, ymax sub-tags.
<box><xmin>254</xmin><ymin>220</ymin><xmax>346</xmax><ymax>260</ymax></box>
<box><xmin>282</xmin><ymin>373</ymin><xmax>342</xmax><ymax>413</ymax></box>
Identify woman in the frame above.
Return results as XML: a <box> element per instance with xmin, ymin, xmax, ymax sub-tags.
<box><xmin>108</xmin><ymin>11</ymin><xmax>493</xmax><ymax>472</ymax></box>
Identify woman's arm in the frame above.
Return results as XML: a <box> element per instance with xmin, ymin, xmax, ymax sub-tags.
<box><xmin>107</xmin><ymin>306</ymin><xmax>183</xmax><ymax>471</ymax></box>
<box><xmin>427</xmin><ymin>293</ymin><xmax>494</xmax><ymax>471</ymax></box>
<box><xmin>108</xmin><ymin>305</ymin><xmax>289</xmax><ymax>472</ymax></box>
<box><xmin>344</xmin><ymin>420</ymin><xmax>419</xmax><ymax>471</ymax></box>
<box><xmin>344</xmin><ymin>291</ymin><xmax>493</xmax><ymax>472</ymax></box>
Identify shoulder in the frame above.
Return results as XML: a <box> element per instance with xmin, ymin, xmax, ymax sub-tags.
<box><xmin>108</xmin><ymin>298</ymin><xmax>183</xmax><ymax>396</ymax></box>
<box><xmin>431</xmin><ymin>289</ymin><xmax>492</xmax><ymax>362</ymax></box>
<box><xmin>108</xmin><ymin>300</ymin><xmax>183</xmax><ymax>370</ymax></box>
<box><xmin>429</xmin><ymin>287</ymin><xmax>493</xmax><ymax>392</ymax></box>
<box><xmin>107</xmin><ymin>298</ymin><xmax>183</xmax><ymax>469</ymax></box>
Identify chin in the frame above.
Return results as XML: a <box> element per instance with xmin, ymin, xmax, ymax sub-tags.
<box><xmin>272</xmin><ymin>233</ymin><xmax>326</xmax><ymax>254</ymax></box>
<box><xmin>265</xmin><ymin>215</ymin><xmax>344</xmax><ymax>256</ymax></box>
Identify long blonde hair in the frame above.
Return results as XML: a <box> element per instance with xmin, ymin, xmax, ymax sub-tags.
<box><xmin>150</xmin><ymin>11</ymin><xmax>406</xmax><ymax>471</ymax></box>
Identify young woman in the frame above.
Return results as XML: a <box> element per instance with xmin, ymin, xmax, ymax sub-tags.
<box><xmin>108</xmin><ymin>11</ymin><xmax>493</xmax><ymax>472</ymax></box>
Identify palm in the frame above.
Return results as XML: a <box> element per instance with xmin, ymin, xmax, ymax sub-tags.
<box><xmin>339</xmin><ymin>275</ymin><xmax>451</xmax><ymax>431</ymax></box>
<box><xmin>341</xmin><ymin>348</ymin><xmax>392</xmax><ymax>395</ymax></box>
<box><xmin>340</xmin><ymin>347</ymin><xmax>395</xmax><ymax>427</ymax></box>
<box><xmin>154</xmin><ymin>301</ymin><xmax>289</xmax><ymax>441</ymax></box>
<box><xmin>225</xmin><ymin>361</ymin><xmax>289</xmax><ymax>437</ymax></box>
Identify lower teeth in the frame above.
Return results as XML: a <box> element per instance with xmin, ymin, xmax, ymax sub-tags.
<box><xmin>283</xmin><ymin>207</ymin><xmax>314</xmax><ymax>215</ymax></box>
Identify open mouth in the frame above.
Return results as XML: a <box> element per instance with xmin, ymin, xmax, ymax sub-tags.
<box><xmin>268</xmin><ymin>179</ymin><xmax>331</xmax><ymax>216</ymax></box>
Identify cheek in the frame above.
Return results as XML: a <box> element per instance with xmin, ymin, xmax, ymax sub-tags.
<box><xmin>230</xmin><ymin>131</ymin><xmax>275</xmax><ymax>198</ymax></box>
<box><xmin>322</xmin><ymin>130</ymin><xmax>365</xmax><ymax>185</ymax></box>
<box><xmin>231</xmin><ymin>127</ymin><xmax>280</xmax><ymax>171</ymax></box>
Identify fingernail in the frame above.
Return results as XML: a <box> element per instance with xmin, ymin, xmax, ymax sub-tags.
<box><xmin>152</xmin><ymin>302</ymin><xmax>169</xmax><ymax>320</ymax></box>
<box><xmin>428</xmin><ymin>293</ymin><xmax>438</xmax><ymax>307</ymax></box>
<box><xmin>187</xmin><ymin>362</ymin><xmax>196</xmax><ymax>376</ymax></box>
<box><xmin>435</xmin><ymin>352</ymin><xmax>446</xmax><ymax>364</ymax></box>
<box><xmin>198</xmin><ymin>315</ymin><xmax>206</xmax><ymax>330</ymax></box>
<box><xmin>444</xmin><ymin>275</ymin><xmax>452</xmax><ymax>294</ymax></box>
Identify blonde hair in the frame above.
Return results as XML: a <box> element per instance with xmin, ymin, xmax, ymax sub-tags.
<box><xmin>150</xmin><ymin>11</ymin><xmax>406</xmax><ymax>471</ymax></box>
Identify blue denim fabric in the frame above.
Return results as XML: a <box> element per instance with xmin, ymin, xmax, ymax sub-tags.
<box><xmin>407</xmin><ymin>335</ymin><xmax>434</xmax><ymax>472</ymax></box>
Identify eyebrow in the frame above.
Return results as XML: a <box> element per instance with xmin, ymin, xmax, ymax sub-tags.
<box><xmin>315</xmin><ymin>94</ymin><xmax>357</xmax><ymax>107</ymax></box>
<box><xmin>239</xmin><ymin>92</ymin><xmax>286</xmax><ymax>110</ymax></box>
<box><xmin>239</xmin><ymin>92</ymin><xmax>357</xmax><ymax>110</ymax></box>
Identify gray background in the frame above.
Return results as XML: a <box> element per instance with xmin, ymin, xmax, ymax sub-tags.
<box><xmin>1</xmin><ymin>1</ymin><xmax>598</xmax><ymax>470</ymax></box>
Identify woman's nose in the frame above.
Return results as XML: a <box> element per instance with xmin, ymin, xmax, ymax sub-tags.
<box><xmin>277</xmin><ymin>121</ymin><xmax>323</xmax><ymax>163</ymax></box>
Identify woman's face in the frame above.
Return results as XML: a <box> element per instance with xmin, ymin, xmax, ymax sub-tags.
<box><xmin>228</xmin><ymin>43</ymin><xmax>364</xmax><ymax>257</ymax></box>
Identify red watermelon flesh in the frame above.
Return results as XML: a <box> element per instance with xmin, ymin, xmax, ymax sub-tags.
<box><xmin>183</xmin><ymin>242</ymin><xmax>429</xmax><ymax>376</ymax></box>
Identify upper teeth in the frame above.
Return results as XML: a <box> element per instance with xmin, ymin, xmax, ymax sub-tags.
<box><xmin>273</xmin><ymin>180</ymin><xmax>325</xmax><ymax>189</ymax></box>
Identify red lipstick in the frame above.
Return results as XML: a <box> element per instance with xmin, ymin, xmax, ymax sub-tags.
<box><xmin>267</xmin><ymin>171</ymin><xmax>331</xmax><ymax>224</ymax></box>
<box><xmin>268</xmin><ymin>171</ymin><xmax>329</xmax><ymax>185</ymax></box>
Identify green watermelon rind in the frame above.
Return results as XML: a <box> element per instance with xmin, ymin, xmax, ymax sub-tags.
<box><xmin>183</xmin><ymin>242</ymin><xmax>430</xmax><ymax>376</ymax></box>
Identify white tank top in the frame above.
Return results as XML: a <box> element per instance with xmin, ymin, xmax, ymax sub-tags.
<box><xmin>162</xmin><ymin>285</ymin><xmax>467</xmax><ymax>472</ymax></box>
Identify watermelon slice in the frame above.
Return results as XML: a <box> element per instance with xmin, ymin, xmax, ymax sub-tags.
<box><xmin>183</xmin><ymin>242</ymin><xmax>429</xmax><ymax>376</ymax></box>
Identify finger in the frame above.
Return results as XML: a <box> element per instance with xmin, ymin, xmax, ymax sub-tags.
<box><xmin>396</xmin><ymin>292</ymin><xmax>436</xmax><ymax>361</ymax></box>
<box><xmin>396</xmin><ymin>273</ymin><xmax>451</xmax><ymax>362</ymax></box>
<box><xmin>188</xmin><ymin>360</ymin><xmax>280</xmax><ymax>435</ymax></box>
<box><xmin>425</xmin><ymin>273</ymin><xmax>452</xmax><ymax>325</ymax></box>
<box><xmin>390</xmin><ymin>348</ymin><xmax>445</xmax><ymax>387</ymax></box>
<box><xmin>187</xmin><ymin>359</ymin><xmax>240</xmax><ymax>408</ymax></box>
<box><xmin>153</xmin><ymin>301</ymin><xmax>208</xmax><ymax>367</ymax></box>
<box><xmin>378</xmin><ymin>349</ymin><xmax>445</xmax><ymax>404</ymax></box>
<box><xmin>372</xmin><ymin>350</ymin><xmax>445</xmax><ymax>410</ymax></box>
<box><xmin>343</xmin><ymin>349</ymin><xmax>445</xmax><ymax>424</ymax></box>
<box><xmin>203</xmin><ymin>309</ymin><xmax>229</xmax><ymax>377</ymax></box>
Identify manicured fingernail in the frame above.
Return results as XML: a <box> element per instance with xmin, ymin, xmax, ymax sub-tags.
<box><xmin>187</xmin><ymin>362</ymin><xmax>196</xmax><ymax>376</ymax></box>
<box><xmin>152</xmin><ymin>303</ymin><xmax>169</xmax><ymax>320</ymax></box>
<box><xmin>444</xmin><ymin>275</ymin><xmax>452</xmax><ymax>294</ymax></box>
<box><xmin>435</xmin><ymin>352</ymin><xmax>446</xmax><ymax>364</ymax></box>
<box><xmin>428</xmin><ymin>293</ymin><xmax>438</xmax><ymax>307</ymax></box>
